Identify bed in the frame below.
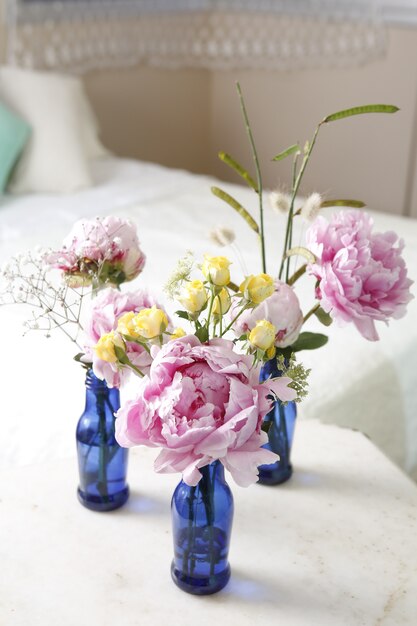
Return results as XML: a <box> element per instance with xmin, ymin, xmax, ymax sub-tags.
<box><xmin>0</xmin><ymin>156</ymin><xmax>416</xmax><ymax>480</ymax></box>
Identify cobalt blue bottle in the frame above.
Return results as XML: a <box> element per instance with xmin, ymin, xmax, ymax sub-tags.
<box><xmin>171</xmin><ymin>461</ymin><xmax>234</xmax><ymax>595</ymax></box>
<box><xmin>258</xmin><ymin>358</ymin><xmax>297</xmax><ymax>485</ymax></box>
<box><xmin>76</xmin><ymin>369</ymin><xmax>129</xmax><ymax>512</ymax></box>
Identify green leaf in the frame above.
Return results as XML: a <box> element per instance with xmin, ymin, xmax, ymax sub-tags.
<box><xmin>175</xmin><ymin>310</ymin><xmax>190</xmax><ymax>321</ymax></box>
<box><xmin>195</xmin><ymin>326</ymin><xmax>209</xmax><ymax>343</ymax></box>
<box><xmin>218</xmin><ymin>151</ymin><xmax>258</xmax><ymax>191</ymax></box>
<box><xmin>114</xmin><ymin>345</ymin><xmax>129</xmax><ymax>364</ymax></box>
<box><xmin>73</xmin><ymin>352</ymin><xmax>86</xmax><ymax>363</ymax></box>
<box><xmin>275</xmin><ymin>347</ymin><xmax>293</xmax><ymax>361</ymax></box>
<box><xmin>272</xmin><ymin>143</ymin><xmax>300</xmax><ymax>162</ymax></box>
<box><xmin>314</xmin><ymin>307</ymin><xmax>333</xmax><ymax>327</ymax></box>
<box><xmin>261</xmin><ymin>421</ymin><xmax>272</xmax><ymax>434</ymax></box>
<box><xmin>211</xmin><ymin>186</ymin><xmax>259</xmax><ymax>234</ymax></box>
<box><xmin>284</xmin><ymin>246</ymin><xmax>316</xmax><ymax>264</ymax></box>
<box><xmin>323</xmin><ymin>104</ymin><xmax>399</xmax><ymax>124</ymax></box>
<box><xmin>291</xmin><ymin>332</ymin><xmax>328</xmax><ymax>352</ymax></box>
<box><xmin>321</xmin><ymin>199</ymin><xmax>366</xmax><ymax>208</ymax></box>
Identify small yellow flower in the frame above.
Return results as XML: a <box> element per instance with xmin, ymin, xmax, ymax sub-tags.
<box><xmin>169</xmin><ymin>327</ymin><xmax>187</xmax><ymax>341</ymax></box>
<box><xmin>211</xmin><ymin>288</ymin><xmax>231</xmax><ymax>317</ymax></box>
<box><xmin>94</xmin><ymin>331</ymin><xmax>124</xmax><ymax>363</ymax></box>
<box><xmin>202</xmin><ymin>255</ymin><xmax>231</xmax><ymax>287</ymax></box>
<box><xmin>133</xmin><ymin>306</ymin><xmax>168</xmax><ymax>339</ymax></box>
<box><xmin>117</xmin><ymin>312</ymin><xmax>140</xmax><ymax>338</ymax></box>
<box><xmin>249</xmin><ymin>320</ymin><xmax>277</xmax><ymax>351</ymax></box>
<box><xmin>239</xmin><ymin>274</ymin><xmax>274</xmax><ymax>304</ymax></box>
<box><xmin>178</xmin><ymin>279</ymin><xmax>208</xmax><ymax>313</ymax></box>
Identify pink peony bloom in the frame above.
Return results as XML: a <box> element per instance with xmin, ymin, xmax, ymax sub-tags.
<box><xmin>47</xmin><ymin>216</ymin><xmax>146</xmax><ymax>287</ymax></box>
<box><xmin>115</xmin><ymin>335</ymin><xmax>296</xmax><ymax>487</ymax></box>
<box><xmin>232</xmin><ymin>281</ymin><xmax>303</xmax><ymax>348</ymax></box>
<box><xmin>83</xmin><ymin>288</ymin><xmax>165</xmax><ymax>388</ymax></box>
<box><xmin>306</xmin><ymin>211</ymin><xmax>413</xmax><ymax>341</ymax></box>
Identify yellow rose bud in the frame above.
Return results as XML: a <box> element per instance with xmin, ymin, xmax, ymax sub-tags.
<box><xmin>178</xmin><ymin>280</ymin><xmax>208</xmax><ymax>313</ymax></box>
<box><xmin>202</xmin><ymin>255</ymin><xmax>231</xmax><ymax>287</ymax></box>
<box><xmin>133</xmin><ymin>306</ymin><xmax>168</xmax><ymax>339</ymax></box>
<box><xmin>266</xmin><ymin>345</ymin><xmax>276</xmax><ymax>360</ymax></box>
<box><xmin>249</xmin><ymin>320</ymin><xmax>277</xmax><ymax>351</ymax></box>
<box><xmin>169</xmin><ymin>327</ymin><xmax>187</xmax><ymax>341</ymax></box>
<box><xmin>240</xmin><ymin>273</ymin><xmax>274</xmax><ymax>304</ymax></box>
<box><xmin>117</xmin><ymin>312</ymin><xmax>141</xmax><ymax>338</ymax></box>
<box><xmin>94</xmin><ymin>331</ymin><xmax>124</xmax><ymax>363</ymax></box>
<box><xmin>211</xmin><ymin>287</ymin><xmax>231</xmax><ymax>317</ymax></box>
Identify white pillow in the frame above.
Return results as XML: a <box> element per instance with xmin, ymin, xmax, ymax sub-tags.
<box><xmin>78</xmin><ymin>84</ymin><xmax>110</xmax><ymax>160</ymax></box>
<box><xmin>0</xmin><ymin>66</ymin><xmax>108</xmax><ymax>194</ymax></box>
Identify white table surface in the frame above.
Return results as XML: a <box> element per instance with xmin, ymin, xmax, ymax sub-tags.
<box><xmin>1</xmin><ymin>419</ymin><xmax>416</xmax><ymax>626</ymax></box>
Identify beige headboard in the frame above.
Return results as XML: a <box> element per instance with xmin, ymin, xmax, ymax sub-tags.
<box><xmin>1</xmin><ymin>2</ymin><xmax>416</xmax><ymax>217</ymax></box>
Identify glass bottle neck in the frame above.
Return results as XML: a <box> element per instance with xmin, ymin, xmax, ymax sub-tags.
<box><xmin>199</xmin><ymin>460</ymin><xmax>225</xmax><ymax>485</ymax></box>
<box><xmin>84</xmin><ymin>369</ymin><xmax>120</xmax><ymax>412</ymax></box>
<box><xmin>260</xmin><ymin>356</ymin><xmax>286</xmax><ymax>382</ymax></box>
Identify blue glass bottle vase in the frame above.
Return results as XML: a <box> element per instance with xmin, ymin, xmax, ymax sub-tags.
<box><xmin>76</xmin><ymin>369</ymin><xmax>129</xmax><ymax>512</ymax></box>
<box><xmin>258</xmin><ymin>358</ymin><xmax>297</xmax><ymax>485</ymax></box>
<box><xmin>171</xmin><ymin>461</ymin><xmax>234</xmax><ymax>595</ymax></box>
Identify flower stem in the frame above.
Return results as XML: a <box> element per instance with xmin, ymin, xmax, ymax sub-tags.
<box><xmin>219</xmin><ymin>294</ymin><xmax>223</xmax><ymax>336</ymax></box>
<box><xmin>288</xmin><ymin>263</ymin><xmax>307</xmax><ymax>286</ymax></box>
<box><xmin>279</xmin><ymin>123</ymin><xmax>323</xmax><ymax>281</ymax></box>
<box><xmin>96</xmin><ymin>392</ymin><xmax>109</xmax><ymax>501</ymax></box>
<box><xmin>200</xmin><ymin>465</ymin><xmax>216</xmax><ymax>577</ymax></box>
<box><xmin>303</xmin><ymin>302</ymin><xmax>320</xmax><ymax>324</ymax></box>
<box><xmin>220</xmin><ymin>303</ymin><xmax>249</xmax><ymax>337</ymax></box>
<box><xmin>184</xmin><ymin>486</ymin><xmax>197</xmax><ymax>576</ymax></box>
<box><xmin>206</xmin><ymin>288</ymin><xmax>216</xmax><ymax>340</ymax></box>
<box><xmin>236</xmin><ymin>82</ymin><xmax>266</xmax><ymax>274</ymax></box>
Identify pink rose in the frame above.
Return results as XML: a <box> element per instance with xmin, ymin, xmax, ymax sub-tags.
<box><xmin>115</xmin><ymin>335</ymin><xmax>296</xmax><ymax>487</ymax></box>
<box><xmin>83</xmin><ymin>288</ymin><xmax>165</xmax><ymax>388</ymax></box>
<box><xmin>47</xmin><ymin>216</ymin><xmax>146</xmax><ymax>287</ymax></box>
<box><xmin>306</xmin><ymin>211</ymin><xmax>413</xmax><ymax>340</ymax></box>
<box><xmin>232</xmin><ymin>281</ymin><xmax>303</xmax><ymax>348</ymax></box>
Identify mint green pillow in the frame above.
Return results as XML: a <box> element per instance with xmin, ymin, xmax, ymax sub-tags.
<box><xmin>0</xmin><ymin>101</ymin><xmax>31</xmax><ymax>192</ymax></box>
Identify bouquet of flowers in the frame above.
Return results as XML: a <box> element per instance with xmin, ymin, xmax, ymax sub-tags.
<box><xmin>85</xmin><ymin>252</ymin><xmax>305</xmax><ymax>593</ymax></box>
<box><xmin>89</xmin><ymin>255</ymin><xmax>303</xmax><ymax>486</ymax></box>
<box><xmin>203</xmin><ymin>85</ymin><xmax>413</xmax><ymax>489</ymax></box>
<box><xmin>0</xmin><ymin>215</ymin><xmax>160</xmax><ymax>511</ymax></box>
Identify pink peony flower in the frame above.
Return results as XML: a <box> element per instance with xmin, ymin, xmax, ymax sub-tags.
<box><xmin>232</xmin><ymin>281</ymin><xmax>303</xmax><ymax>348</ymax></box>
<box><xmin>83</xmin><ymin>288</ymin><xmax>165</xmax><ymax>388</ymax></box>
<box><xmin>306</xmin><ymin>211</ymin><xmax>413</xmax><ymax>341</ymax></box>
<box><xmin>47</xmin><ymin>216</ymin><xmax>146</xmax><ymax>287</ymax></box>
<box><xmin>115</xmin><ymin>335</ymin><xmax>297</xmax><ymax>487</ymax></box>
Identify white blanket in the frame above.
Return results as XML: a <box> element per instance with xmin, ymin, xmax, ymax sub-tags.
<box><xmin>1</xmin><ymin>158</ymin><xmax>416</xmax><ymax>478</ymax></box>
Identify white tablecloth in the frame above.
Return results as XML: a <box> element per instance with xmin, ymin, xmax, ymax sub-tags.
<box><xmin>1</xmin><ymin>420</ymin><xmax>416</xmax><ymax>626</ymax></box>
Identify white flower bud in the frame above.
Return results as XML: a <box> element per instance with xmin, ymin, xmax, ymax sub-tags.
<box><xmin>269</xmin><ymin>191</ymin><xmax>290</xmax><ymax>214</ymax></box>
<box><xmin>301</xmin><ymin>193</ymin><xmax>322</xmax><ymax>222</ymax></box>
<box><xmin>209</xmin><ymin>227</ymin><xmax>236</xmax><ymax>247</ymax></box>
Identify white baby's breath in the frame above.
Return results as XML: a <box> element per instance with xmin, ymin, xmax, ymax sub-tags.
<box><xmin>164</xmin><ymin>250</ymin><xmax>195</xmax><ymax>299</ymax></box>
<box><xmin>301</xmin><ymin>192</ymin><xmax>322</xmax><ymax>222</ymax></box>
<box><xmin>0</xmin><ymin>249</ymin><xmax>87</xmax><ymax>347</ymax></box>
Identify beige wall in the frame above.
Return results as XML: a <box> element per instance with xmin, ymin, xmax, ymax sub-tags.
<box><xmin>85</xmin><ymin>68</ymin><xmax>211</xmax><ymax>175</ymax></box>
<box><xmin>209</xmin><ymin>28</ymin><xmax>417</xmax><ymax>217</ymax></box>
<box><xmin>1</xmin><ymin>5</ymin><xmax>417</xmax><ymax>217</ymax></box>
<box><xmin>85</xmin><ymin>27</ymin><xmax>417</xmax><ymax>217</ymax></box>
